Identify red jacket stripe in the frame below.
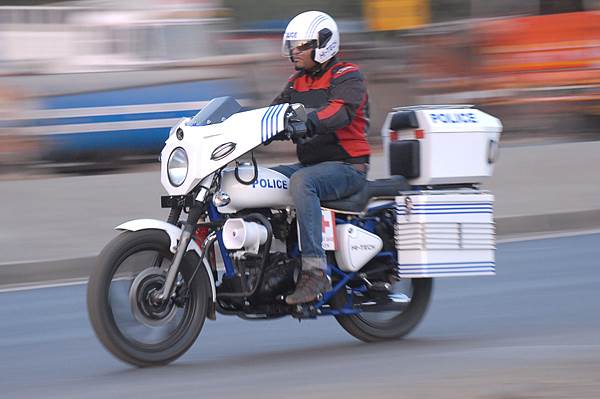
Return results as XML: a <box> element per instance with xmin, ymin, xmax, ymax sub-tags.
<box><xmin>317</xmin><ymin>100</ymin><xmax>344</xmax><ymax>120</ymax></box>
<box><xmin>335</xmin><ymin>94</ymin><xmax>370</xmax><ymax>157</ymax></box>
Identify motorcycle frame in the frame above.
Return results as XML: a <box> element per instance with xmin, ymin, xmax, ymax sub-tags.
<box><xmin>205</xmin><ymin>195</ymin><xmax>397</xmax><ymax>318</ymax></box>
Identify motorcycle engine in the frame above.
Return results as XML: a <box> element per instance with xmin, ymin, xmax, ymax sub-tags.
<box><xmin>218</xmin><ymin>252</ymin><xmax>300</xmax><ymax>307</ymax></box>
<box><xmin>249</xmin><ymin>252</ymin><xmax>299</xmax><ymax>304</ymax></box>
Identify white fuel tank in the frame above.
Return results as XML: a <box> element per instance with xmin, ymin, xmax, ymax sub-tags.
<box><xmin>218</xmin><ymin>166</ymin><xmax>293</xmax><ymax>213</ymax></box>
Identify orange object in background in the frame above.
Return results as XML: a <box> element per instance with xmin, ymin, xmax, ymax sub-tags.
<box><xmin>364</xmin><ymin>0</ymin><xmax>430</xmax><ymax>31</ymax></box>
<box><xmin>475</xmin><ymin>11</ymin><xmax>600</xmax><ymax>86</ymax></box>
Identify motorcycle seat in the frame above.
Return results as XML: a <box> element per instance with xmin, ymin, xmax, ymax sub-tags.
<box><xmin>321</xmin><ymin>176</ymin><xmax>411</xmax><ymax>213</ymax></box>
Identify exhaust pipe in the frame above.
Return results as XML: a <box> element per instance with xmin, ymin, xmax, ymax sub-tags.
<box><xmin>222</xmin><ymin>218</ymin><xmax>268</xmax><ymax>254</ymax></box>
<box><xmin>359</xmin><ymin>294</ymin><xmax>410</xmax><ymax>312</ymax></box>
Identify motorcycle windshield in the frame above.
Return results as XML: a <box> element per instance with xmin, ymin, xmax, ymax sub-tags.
<box><xmin>187</xmin><ymin>96</ymin><xmax>242</xmax><ymax>127</ymax></box>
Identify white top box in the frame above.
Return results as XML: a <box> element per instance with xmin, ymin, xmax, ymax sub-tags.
<box><xmin>381</xmin><ymin>105</ymin><xmax>502</xmax><ymax>186</ymax></box>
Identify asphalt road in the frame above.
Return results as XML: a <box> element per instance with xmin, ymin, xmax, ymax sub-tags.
<box><xmin>1</xmin><ymin>233</ymin><xmax>599</xmax><ymax>399</ymax></box>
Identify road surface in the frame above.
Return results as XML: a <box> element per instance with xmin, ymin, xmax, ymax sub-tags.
<box><xmin>1</xmin><ymin>233</ymin><xmax>599</xmax><ymax>398</ymax></box>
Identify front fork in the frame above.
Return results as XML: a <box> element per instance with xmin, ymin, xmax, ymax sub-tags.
<box><xmin>154</xmin><ymin>184</ymin><xmax>213</xmax><ymax>303</ymax></box>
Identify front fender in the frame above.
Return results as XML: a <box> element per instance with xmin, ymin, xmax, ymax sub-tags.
<box><xmin>116</xmin><ymin>219</ymin><xmax>216</xmax><ymax>302</ymax></box>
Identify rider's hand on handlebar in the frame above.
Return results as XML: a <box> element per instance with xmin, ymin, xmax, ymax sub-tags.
<box><xmin>287</xmin><ymin>120</ymin><xmax>309</xmax><ymax>142</ymax></box>
<box><xmin>268</xmin><ymin>119</ymin><xmax>309</xmax><ymax>143</ymax></box>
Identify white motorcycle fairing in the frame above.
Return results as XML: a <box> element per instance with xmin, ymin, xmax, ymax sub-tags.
<box><xmin>161</xmin><ymin>103</ymin><xmax>289</xmax><ymax>196</ymax></box>
<box><xmin>115</xmin><ymin>219</ymin><xmax>216</xmax><ymax>302</ymax></box>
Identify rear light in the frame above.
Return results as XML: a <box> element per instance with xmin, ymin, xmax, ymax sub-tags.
<box><xmin>415</xmin><ymin>129</ymin><xmax>425</xmax><ymax>139</ymax></box>
<box><xmin>390</xmin><ymin>131</ymin><xmax>398</xmax><ymax>141</ymax></box>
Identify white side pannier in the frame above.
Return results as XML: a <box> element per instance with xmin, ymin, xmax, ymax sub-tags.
<box><xmin>395</xmin><ymin>190</ymin><xmax>495</xmax><ymax>278</ymax></box>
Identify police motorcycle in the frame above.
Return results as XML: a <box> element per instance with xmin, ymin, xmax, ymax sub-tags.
<box><xmin>87</xmin><ymin>96</ymin><xmax>502</xmax><ymax>367</ymax></box>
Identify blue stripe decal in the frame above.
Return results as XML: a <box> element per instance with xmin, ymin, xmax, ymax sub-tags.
<box><xmin>399</xmin><ymin>265</ymin><xmax>495</xmax><ymax>271</ymax></box>
<box><xmin>260</xmin><ymin>106</ymin><xmax>273</xmax><ymax>143</ymax></box>
<box><xmin>412</xmin><ymin>206</ymin><xmax>493</xmax><ymax>209</ymax></box>
<box><xmin>269</xmin><ymin>104</ymin><xmax>283</xmax><ymax>139</ymax></box>
<box><xmin>399</xmin><ymin>271</ymin><xmax>495</xmax><ymax>275</ymax></box>
<box><xmin>397</xmin><ymin>205</ymin><xmax>493</xmax><ymax>209</ymax></box>
<box><xmin>398</xmin><ymin>207</ymin><xmax>494</xmax><ymax>213</ymax></box>
<box><xmin>399</xmin><ymin>269</ymin><xmax>495</xmax><ymax>275</ymax></box>
<box><xmin>260</xmin><ymin>108</ymin><xmax>267</xmax><ymax>142</ymax></box>
<box><xmin>313</xmin><ymin>16</ymin><xmax>328</xmax><ymax>37</ymax></box>
<box><xmin>273</xmin><ymin>104</ymin><xmax>285</xmax><ymax>137</ymax></box>
<box><xmin>398</xmin><ymin>202</ymin><xmax>493</xmax><ymax>207</ymax></box>
<box><xmin>397</xmin><ymin>207</ymin><xmax>493</xmax><ymax>212</ymax></box>
<box><xmin>306</xmin><ymin>16</ymin><xmax>322</xmax><ymax>39</ymax></box>
<box><xmin>308</xmin><ymin>15</ymin><xmax>327</xmax><ymax>38</ymax></box>
<box><xmin>269</xmin><ymin>104</ymin><xmax>282</xmax><ymax>139</ymax></box>
<box><xmin>400</xmin><ymin>212</ymin><xmax>493</xmax><ymax>216</ymax></box>
<box><xmin>267</xmin><ymin>105</ymin><xmax>275</xmax><ymax>140</ymax></box>
<box><xmin>263</xmin><ymin>105</ymin><xmax>272</xmax><ymax>141</ymax></box>
<box><xmin>262</xmin><ymin>105</ymin><xmax>277</xmax><ymax>142</ymax></box>
<box><xmin>399</xmin><ymin>261</ymin><xmax>495</xmax><ymax>267</ymax></box>
<box><xmin>307</xmin><ymin>16</ymin><xmax>319</xmax><ymax>37</ymax></box>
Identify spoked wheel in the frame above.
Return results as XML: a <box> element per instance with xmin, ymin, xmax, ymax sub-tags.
<box><xmin>87</xmin><ymin>230</ymin><xmax>211</xmax><ymax>367</ymax></box>
<box><xmin>333</xmin><ymin>278</ymin><xmax>433</xmax><ymax>342</ymax></box>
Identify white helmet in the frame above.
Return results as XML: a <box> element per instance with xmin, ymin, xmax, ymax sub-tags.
<box><xmin>282</xmin><ymin>11</ymin><xmax>340</xmax><ymax>64</ymax></box>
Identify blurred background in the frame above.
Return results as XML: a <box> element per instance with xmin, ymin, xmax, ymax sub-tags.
<box><xmin>1</xmin><ymin>0</ymin><xmax>599</xmax><ymax>173</ymax></box>
<box><xmin>1</xmin><ymin>3</ymin><xmax>600</xmax><ymax>397</ymax></box>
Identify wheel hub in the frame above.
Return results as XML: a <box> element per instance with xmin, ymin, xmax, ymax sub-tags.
<box><xmin>129</xmin><ymin>268</ymin><xmax>178</xmax><ymax>327</ymax></box>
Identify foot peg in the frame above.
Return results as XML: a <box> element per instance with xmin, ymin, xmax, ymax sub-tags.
<box><xmin>291</xmin><ymin>303</ymin><xmax>318</xmax><ymax>319</ymax></box>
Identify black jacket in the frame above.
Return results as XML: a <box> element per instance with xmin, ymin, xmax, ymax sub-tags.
<box><xmin>272</xmin><ymin>59</ymin><xmax>370</xmax><ymax>165</ymax></box>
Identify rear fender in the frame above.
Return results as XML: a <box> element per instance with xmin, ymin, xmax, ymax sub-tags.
<box><xmin>116</xmin><ymin>219</ymin><xmax>216</xmax><ymax>302</ymax></box>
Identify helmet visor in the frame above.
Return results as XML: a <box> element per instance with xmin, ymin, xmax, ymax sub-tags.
<box><xmin>282</xmin><ymin>39</ymin><xmax>317</xmax><ymax>56</ymax></box>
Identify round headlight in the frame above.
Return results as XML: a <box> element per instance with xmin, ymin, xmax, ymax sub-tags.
<box><xmin>167</xmin><ymin>147</ymin><xmax>188</xmax><ymax>187</ymax></box>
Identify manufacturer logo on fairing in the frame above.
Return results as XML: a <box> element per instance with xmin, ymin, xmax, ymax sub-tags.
<box><xmin>211</xmin><ymin>142</ymin><xmax>236</xmax><ymax>161</ymax></box>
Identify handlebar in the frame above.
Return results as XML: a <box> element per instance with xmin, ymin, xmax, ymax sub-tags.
<box><xmin>287</xmin><ymin>120</ymin><xmax>308</xmax><ymax>140</ymax></box>
<box><xmin>268</xmin><ymin>119</ymin><xmax>308</xmax><ymax>143</ymax></box>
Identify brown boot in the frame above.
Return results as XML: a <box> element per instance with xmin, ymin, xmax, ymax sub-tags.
<box><xmin>285</xmin><ymin>269</ymin><xmax>331</xmax><ymax>305</ymax></box>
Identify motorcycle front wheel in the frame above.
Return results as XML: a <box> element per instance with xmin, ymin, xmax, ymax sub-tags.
<box><xmin>333</xmin><ymin>278</ymin><xmax>433</xmax><ymax>342</ymax></box>
<box><xmin>87</xmin><ymin>230</ymin><xmax>210</xmax><ymax>367</ymax></box>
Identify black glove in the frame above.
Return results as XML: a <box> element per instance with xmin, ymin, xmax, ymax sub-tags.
<box><xmin>304</xmin><ymin>113</ymin><xmax>318</xmax><ymax>137</ymax></box>
<box><xmin>265</xmin><ymin>120</ymin><xmax>304</xmax><ymax>145</ymax></box>
<box><xmin>287</xmin><ymin>120</ymin><xmax>308</xmax><ymax>142</ymax></box>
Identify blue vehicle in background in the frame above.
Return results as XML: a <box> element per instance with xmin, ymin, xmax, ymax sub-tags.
<box><xmin>0</xmin><ymin>5</ymin><xmax>261</xmax><ymax>172</ymax></box>
<box><xmin>31</xmin><ymin>78</ymin><xmax>251</xmax><ymax>167</ymax></box>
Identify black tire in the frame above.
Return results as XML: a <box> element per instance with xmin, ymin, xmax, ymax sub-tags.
<box><xmin>87</xmin><ymin>230</ymin><xmax>211</xmax><ymax>367</ymax></box>
<box><xmin>333</xmin><ymin>278</ymin><xmax>433</xmax><ymax>342</ymax></box>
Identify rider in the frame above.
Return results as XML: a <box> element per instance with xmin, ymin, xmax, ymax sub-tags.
<box><xmin>272</xmin><ymin>11</ymin><xmax>371</xmax><ymax>305</ymax></box>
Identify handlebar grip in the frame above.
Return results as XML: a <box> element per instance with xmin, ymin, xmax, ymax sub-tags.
<box><xmin>288</xmin><ymin>120</ymin><xmax>308</xmax><ymax>139</ymax></box>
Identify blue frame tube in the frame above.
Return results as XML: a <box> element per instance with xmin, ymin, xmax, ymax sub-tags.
<box><xmin>314</xmin><ymin>265</ymin><xmax>355</xmax><ymax>309</ymax></box>
<box><xmin>207</xmin><ymin>203</ymin><xmax>236</xmax><ymax>278</ymax></box>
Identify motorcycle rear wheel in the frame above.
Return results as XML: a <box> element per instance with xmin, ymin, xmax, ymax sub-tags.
<box><xmin>333</xmin><ymin>278</ymin><xmax>433</xmax><ymax>342</ymax></box>
<box><xmin>87</xmin><ymin>230</ymin><xmax>210</xmax><ymax>367</ymax></box>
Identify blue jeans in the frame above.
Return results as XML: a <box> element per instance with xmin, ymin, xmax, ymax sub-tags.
<box><xmin>272</xmin><ymin>161</ymin><xmax>367</xmax><ymax>271</ymax></box>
